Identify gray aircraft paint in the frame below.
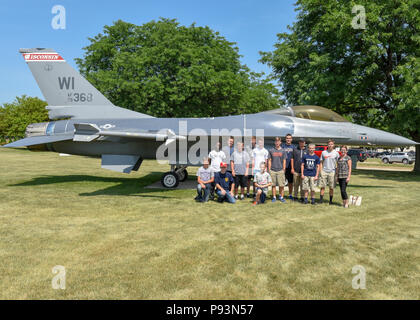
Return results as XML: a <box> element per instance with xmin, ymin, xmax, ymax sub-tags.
<box><xmin>3</xmin><ymin>48</ymin><xmax>418</xmax><ymax>175</ymax></box>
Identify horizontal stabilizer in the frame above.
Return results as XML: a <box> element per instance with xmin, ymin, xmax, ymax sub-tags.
<box><xmin>101</xmin><ymin>154</ymin><xmax>142</xmax><ymax>173</ymax></box>
<box><xmin>2</xmin><ymin>133</ymin><xmax>74</xmax><ymax>148</ymax></box>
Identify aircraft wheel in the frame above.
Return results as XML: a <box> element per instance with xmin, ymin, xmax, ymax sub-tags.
<box><xmin>177</xmin><ymin>169</ymin><xmax>188</xmax><ymax>182</ymax></box>
<box><xmin>161</xmin><ymin>172</ymin><xmax>179</xmax><ymax>188</ymax></box>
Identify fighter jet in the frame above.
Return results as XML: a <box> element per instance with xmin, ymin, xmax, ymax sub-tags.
<box><xmin>3</xmin><ymin>48</ymin><xmax>417</xmax><ymax>188</ymax></box>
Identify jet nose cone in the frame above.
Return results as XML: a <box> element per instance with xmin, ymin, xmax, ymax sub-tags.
<box><xmin>374</xmin><ymin>129</ymin><xmax>417</xmax><ymax>146</ymax></box>
<box><xmin>352</xmin><ymin>124</ymin><xmax>418</xmax><ymax>146</ymax></box>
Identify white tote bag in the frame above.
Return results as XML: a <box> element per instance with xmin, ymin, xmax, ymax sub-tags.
<box><xmin>349</xmin><ymin>195</ymin><xmax>362</xmax><ymax>206</ymax></box>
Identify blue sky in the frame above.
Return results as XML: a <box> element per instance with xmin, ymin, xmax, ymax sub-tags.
<box><xmin>0</xmin><ymin>0</ymin><xmax>297</xmax><ymax>104</ymax></box>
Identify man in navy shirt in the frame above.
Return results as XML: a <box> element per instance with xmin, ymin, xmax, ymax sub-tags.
<box><xmin>215</xmin><ymin>162</ymin><xmax>236</xmax><ymax>203</ymax></box>
<box><xmin>301</xmin><ymin>144</ymin><xmax>320</xmax><ymax>205</ymax></box>
<box><xmin>281</xmin><ymin>133</ymin><xmax>296</xmax><ymax>200</ymax></box>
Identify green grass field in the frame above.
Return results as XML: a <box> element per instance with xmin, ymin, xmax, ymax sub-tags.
<box><xmin>0</xmin><ymin>148</ymin><xmax>419</xmax><ymax>299</ymax></box>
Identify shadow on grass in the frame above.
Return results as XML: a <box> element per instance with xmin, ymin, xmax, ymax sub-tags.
<box><xmin>353</xmin><ymin>169</ymin><xmax>420</xmax><ymax>182</ymax></box>
<box><xmin>348</xmin><ymin>184</ymin><xmax>395</xmax><ymax>189</ymax></box>
<box><xmin>9</xmin><ymin>173</ymin><xmax>178</xmax><ymax>198</ymax></box>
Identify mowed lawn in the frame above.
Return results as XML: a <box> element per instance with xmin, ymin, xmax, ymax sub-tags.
<box><xmin>0</xmin><ymin>148</ymin><xmax>419</xmax><ymax>300</ymax></box>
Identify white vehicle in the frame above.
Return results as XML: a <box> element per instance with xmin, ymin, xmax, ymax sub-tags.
<box><xmin>382</xmin><ymin>152</ymin><xmax>415</xmax><ymax>164</ymax></box>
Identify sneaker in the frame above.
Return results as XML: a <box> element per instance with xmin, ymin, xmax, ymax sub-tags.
<box><xmin>293</xmin><ymin>197</ymin><xmax>298</xmax><ymax>202</ymax></box>
<box><xmin>299</xmin><ymin>197</ymin><xmax>304</xmax><ymax>203</ymax></box>
<box><xmin>311</xmin><ymin>201</ymin><xmax>316</xmax><ymax>205</ymax></box>
<box><xmin>277</xmin><ymin>195</ymin><xmax>282</xmax><ymax>200</ymax></box>
<box><xmin>240</xmin><ymin>194</ymin><xmax>245</xmax><ymax>200</ymax></box>
<box><xmin>329</xmin><ymin>201</ymin><xmax>333</xmax><ymax>205</ymax></box>
<box><xmin>288</xmin><ymin>195</ymin><xmax>293</xmax><ymax>200</ymax></box>
<box><xmin>304</xmin><ymin>199</ymin><xmax>308</xmax><ymax>204</ymax></box>
<box><xmin>246</xmin><ymin>193</ymin><xmax>250</xmax><ymax>198</ymax></box>
<box><xmin>271</xmin><ymin>198</ymin><xmax>276</xmax><ymax>203</ymax></box>
<box><xmin>234</xmin><ymin>195</ymin><xmax>238</xmax><ymax>200</ymax></box>
<box><xmin>279</xmin><ymin>197</ymin><xmax>286</xmax><ymax>203</ymax></box>
<box><xmin>252</xmin><ymin>201</ymin><xmax>258</xmax><ymax>206</ymax></box>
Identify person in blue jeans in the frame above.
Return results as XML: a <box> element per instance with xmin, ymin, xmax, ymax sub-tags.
<box><xmin>214</xmin><ymin>162</ymin><xmax>236</xmax><ymax>204</ymax></box>
<box><xmin>195</xmin><ymin>158</ymin><xmax>214</xmax><ymax>202</ymax></box>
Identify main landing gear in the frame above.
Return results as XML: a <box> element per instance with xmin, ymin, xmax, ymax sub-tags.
<box><xmin>160</xmin><ymin>165</ymin><xmax>188</xmax><ymax>188</ymax></box>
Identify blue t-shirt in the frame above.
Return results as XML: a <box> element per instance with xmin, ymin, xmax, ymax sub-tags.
<box><xmin>281</xmin><ymin>143</ymin><xmax>296</xmax><ymax>168</ymax></box>
<box><xmin>215</xmin><ymin>171</ymin><xmax>234</xmax><ymax>190</ymax></box>
<box><xmin>302</xmin><ymin>154</ymin><xmax>320</xmax><ymax>177</ymax></box>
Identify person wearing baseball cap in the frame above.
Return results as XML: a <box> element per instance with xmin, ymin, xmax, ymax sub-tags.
<box><xmin>214</xmin><ymin>161</ymin><xmax>236</xmax><ymax>203</ymax></box>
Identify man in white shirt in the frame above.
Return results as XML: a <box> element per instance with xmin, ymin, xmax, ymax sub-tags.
<box><xmin>319</xmin><ymin>139</ymin><xmax>340</xmax><ymax>204</ymax></box>
<box><xmin>208</xmin><ymin>142</ymin><xmax>226</xmax><ymax>199</ymax></box>
<box><xmin>209</xmin><ymin>142</ymin><xmax>226</xmax><ymax>173</ymax></box>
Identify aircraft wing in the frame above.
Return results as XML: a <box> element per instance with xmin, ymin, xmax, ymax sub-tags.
<box><xmin>2</xmin><ymin>133</ymin><xmax>74</xmax><ymax>148</ymax></box>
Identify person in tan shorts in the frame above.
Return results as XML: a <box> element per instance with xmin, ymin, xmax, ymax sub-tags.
<box><xmin>301</xmin><ymin>144</ymin><xmax>320</xmax><ymax>205</ymax></box>
<box><xmin>291</xmin><ymin>138</ymin><xmax>307</xmax><ymax>202</ymax></box>
<box><xmin>268</xmin><ymin>137</ymin><xmax>286</xmax><ymax>203</ymax></box>
<box><xmin>319</xmin><ymin>139</ymin><xmax>340</xmax><ymax>204</ymax></box>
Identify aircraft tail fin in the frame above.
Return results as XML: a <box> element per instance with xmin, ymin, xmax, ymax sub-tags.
<box><xmin>20</xmin><ymin>48</ymin><xmax>153</xmax><ymax>120</ymax></box>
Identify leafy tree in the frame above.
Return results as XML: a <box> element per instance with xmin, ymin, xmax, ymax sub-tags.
<box><xmin>0</xmin><ymin>95</ymin><xmax>48</xmax><ymax>142</ymax></box>
<box><xmin>76</xmin><ymin>18</ymin><xmax>281</xmax><ymax>118</ymax></box>
<box><xmin>260</xmin><ymin>0</ymin><xmax>420</xmax><ymax>171</ymax></box>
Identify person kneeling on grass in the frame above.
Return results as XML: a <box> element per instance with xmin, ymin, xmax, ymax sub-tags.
<box><xmin>253</xmin><ymin>162</ymin><xmax>272</xmax><ymax>205</ymax></box>
<box><xmin>214</xmin><ymin>162</ymin><xmax>236</xmax><ymax>204</ymax></box>
<box><xmin>195</xmin><ymin>157</ymin><xmax>214</xmax><ymax>203</ymax></box>
<box><xmin>301</xmin><ymin>144</ymin><xmax>320</xmax><ymax>205</ymax></box>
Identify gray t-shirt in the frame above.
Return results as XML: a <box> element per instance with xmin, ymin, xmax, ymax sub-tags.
<box><xmin>231</xmin><ymin>151</ymin><xmax>250</xmax><ymax>175</ymax></box>
<box><xmin>196</xmin><ymin>166</ymin><xmax>214</xmax><ymax>182</ymax></box>
<box><xmin>321</xmin><ymin>150</ymin><xmax>340</xmax><ymax>173</ymax></box>
<box><xmin>254</xmin><ymin>171</ymin><xmax>272</xmax><ymax>194</ymax></box>
<box><xmin>268</xmin><ymin>147</ymin><xmax>285</xmax><ymax>171</ymax></box>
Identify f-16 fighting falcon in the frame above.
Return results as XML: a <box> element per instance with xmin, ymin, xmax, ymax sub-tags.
<box><xmin>3</xmin><ymin>48</ymin><xmax>418</xmax><ymax>188</ymax></box>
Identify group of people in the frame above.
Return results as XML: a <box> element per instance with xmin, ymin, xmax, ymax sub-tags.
<box><xmin>195</xmin><ymin>134</ymin><xmax>352</xmax><ymax>208</ymax></box>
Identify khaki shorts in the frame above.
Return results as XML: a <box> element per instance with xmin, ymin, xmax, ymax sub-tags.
<box><xmin>293</xmin><ymin>172</ymin><xmax>303</xmax><ymax>194</ymax></box>
<box><xmin>270</xmin><ymin>170</ymin><xmax>285</xmax><ymax>187</ymax></box>
<box><xmin>319</xmin><ymin>170</ymin><xmax>336</xmax><ymax>189</ymax></box>
<box><xmin>302</xmin><ymin>176</ymin><xmax>317</xmax><ymax>191</ymax></box>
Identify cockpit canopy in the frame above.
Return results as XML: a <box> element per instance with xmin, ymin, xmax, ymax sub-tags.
<box><xmin>264</xmin><ymin>105</ymin><xmax>348</xmax><ymax>122</ymax></box>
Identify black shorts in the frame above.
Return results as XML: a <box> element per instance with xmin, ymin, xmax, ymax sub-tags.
<box><xmin>285</xmin><ymin>167</ymin><xmax>294</xmax><ymax>183</ymax></box>
<box><xmin>234</xmin><ymin>175</ymin><xmax>247</xmax><ymax>188</ymax></box>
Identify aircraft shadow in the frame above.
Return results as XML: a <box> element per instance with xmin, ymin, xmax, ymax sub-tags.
<box><xmin>9</xmin><ymin>173</ymin><xmax>176</xmax><ymax>198</ymax></box>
